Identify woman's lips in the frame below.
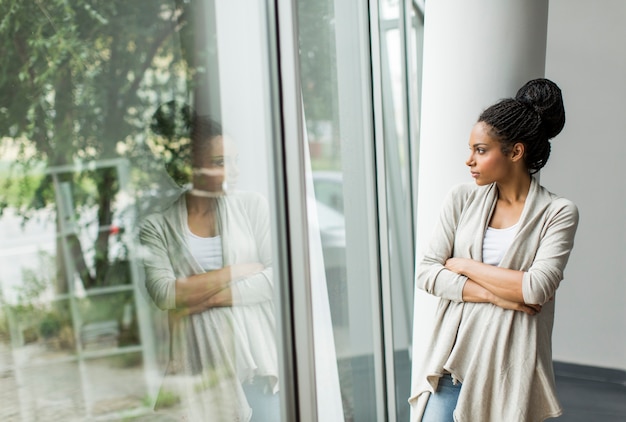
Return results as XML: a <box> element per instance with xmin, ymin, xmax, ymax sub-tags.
<box><xmin>470</xmin><ymin>171</ymin><xmax>479</xmax><ymax>178</ymax></box>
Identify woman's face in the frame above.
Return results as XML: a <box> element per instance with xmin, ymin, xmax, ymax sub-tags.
<box><xmin>466</xmin><ymin>122</ymin><xmax>515</xmax><ymax>186</ymax></box>
<box><xmin>192</xmin><ymin>135</ymin><xmax>240</xmax><ymax>194</ymax></box>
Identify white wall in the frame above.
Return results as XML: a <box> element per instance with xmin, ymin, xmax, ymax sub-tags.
<box><xmin>543</xmin><ymin>0</ymin><xmax>626</xmax><ymax>370</ymax></box>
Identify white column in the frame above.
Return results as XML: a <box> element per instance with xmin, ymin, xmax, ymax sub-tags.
<box><xmin>411</xmin><ymin>0</ymin><xmax>549</xmax><ymax>417</ymax></box>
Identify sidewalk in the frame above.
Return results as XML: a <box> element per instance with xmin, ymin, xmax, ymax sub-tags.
<box><xmin>0</xmin><ymin>338</ymin><xmax>175</xmax><ymax>421</ymax></box>
<box><xmin>0</xmin><ymin>337</ymin><xmax>20</xmax><ymax>421</ymax></box>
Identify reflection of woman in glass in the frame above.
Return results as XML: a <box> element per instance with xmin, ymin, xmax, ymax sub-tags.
<box><xmin>410</xmin><ymin>79</ymin><xmax>579</xmax><ymax>421</ymax></box>
<box><xmin>140</xmin><ymin>109</ymin><xmax>278</xmax><ymax>421</ymax></box>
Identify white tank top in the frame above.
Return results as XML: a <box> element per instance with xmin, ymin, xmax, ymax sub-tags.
<box><xmin>482</xmin><ymin>222</ymin><xmax>519</xmax><ymax>266</ymax></box>
<box><xmin>186</xmin><ymin>228</ymin><xmax>223</xmax><ymax>271</ymax></box>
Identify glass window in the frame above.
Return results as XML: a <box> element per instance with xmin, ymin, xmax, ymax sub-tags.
<box><xmin>0</xmin><ymin>1</ymin><xmax>426</xmax><ymax>420</ymax></box>
<box><xmin>297</xmin><ymin>0</ymin><xmax>388</xmax><ymax>420</ymax></box>
<box><xmin>376</xmin><ymin>1</ymin><xmax>424</xmax><ymax>420</ymax></box>
<box><xmin>313</xmin><ymin>173</ymin><xmax>344</xmax><ymax>214</ymax></box>
<box><xmin>0</xmin><ymin>1</ymin><xmax>284</xmax><ymax>420</ymax></box>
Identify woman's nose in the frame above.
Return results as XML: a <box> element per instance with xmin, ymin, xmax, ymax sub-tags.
<box><xmin>465</xmin><ymin>153</ymin><xmax>473</xmax><ymax>167</ymax></box>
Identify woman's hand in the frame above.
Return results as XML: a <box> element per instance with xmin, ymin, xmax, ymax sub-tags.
<box><xmin>444</xmin><ymin>257</ymin><xmax>471</xmax><ymax>275</ymax></box>
<box><xmin>491</xmin><ymin>294</ymin><xmax>542</xmax><ymax>315</ymax></box>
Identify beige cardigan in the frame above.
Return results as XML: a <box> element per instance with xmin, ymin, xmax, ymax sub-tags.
<box><xmin>140</xmin><ymin>191</ymin><xmax>277</xmax><ymax>421</ymax></box>
<box><xmin>410</xmin><ymin>177</ymin><xmax>579</xmax><ymax>421</ymax></box>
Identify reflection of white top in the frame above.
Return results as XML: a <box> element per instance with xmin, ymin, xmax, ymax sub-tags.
<box><xmin>482</xmin><ymin>222</ymin><xmax>519</xmax><ymax>266</ymax></box>
<box><xmin>186</xmin><ymin>230</ymin><xmax>223</xmax><ymax>271</ymax></box>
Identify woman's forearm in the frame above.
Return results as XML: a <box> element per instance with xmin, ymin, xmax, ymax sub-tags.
<box><xmin>447</xmin><ymin>258</ymin><xmax>526</xmax><ymax>303</ymax></box>
<box><xmin>175</xmin><ymin>268</ymin><xmax>230</xmax><ymax>308</ymax></box>
<box><xmin>175</xmin><ymin>263</ymin><xmax>263</xmax><ymax>308</ymax></box>
<box><xmin>462</xmin><ymin>279</ymin><xmax>493</xmax><ymax>303</ymax></box>
<box><xmin>463</xmin><ymin>279</ymin><xmax>541</xmax><ymax>315</ymax></box>
<box><xmin>206</xmin><ymin>287</ymin><xmax>233</xmax><ymax>307</ymax></box>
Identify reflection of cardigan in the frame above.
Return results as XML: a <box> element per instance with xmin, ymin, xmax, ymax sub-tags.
<box><xmin>140</xmin><ymin>191</ymin><xmax>277</xmax><ymax>421</ymax></box>
<box><xmin>410</xmin><ymin>177</ymin><xmax>579</xmax><ymax>422</ymax></box>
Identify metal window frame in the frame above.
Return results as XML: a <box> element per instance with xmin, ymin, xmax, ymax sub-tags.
<box><xmin>267</xmin><ymin>0</ymin><xmax>318</xmax><ymax>421</ymax></box>
<box><xmin>369</xmin><ymin>1</ymin><xmax>399</xmax><ymax>420</ymax></box>
<box><xmin>267</xmin><ymin>0</ymin><xmax>425</xmax><ymax>420</ymax></box>
<box><xmin>333</xmin><ymin>0</ymin><xmax>388</xmax><ymax>419</ymax></box>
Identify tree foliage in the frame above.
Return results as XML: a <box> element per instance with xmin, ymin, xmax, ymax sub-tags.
<box><xmin>297</xmin><ymin>0</ymin><xmax>338</xmax><ymax>127</ymax></box>
<box><xmin>0</xmin><ymin>0</ymin><xmax>191</xmax><ymax>289</ymax></box>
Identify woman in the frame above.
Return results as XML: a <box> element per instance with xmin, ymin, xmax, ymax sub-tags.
<box><xmin>140</xmin><ymin>113</ymin><xmax>278</xmax><ymax>421</ymax></box>
<box><xmin>409</xmin><ymin>79</ymin><xmax>579</xmax><ymax>421</ymax></box>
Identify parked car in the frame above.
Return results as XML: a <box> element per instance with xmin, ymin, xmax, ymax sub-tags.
<box><xmin>312</xmin><ymin>171</ymin><xmax>348</xmax><ymax>329</ymax></box>
<box><xmin>312</xmin><ymin>170</ymin><xmax>344</xmax><ymax>215</ymax></box>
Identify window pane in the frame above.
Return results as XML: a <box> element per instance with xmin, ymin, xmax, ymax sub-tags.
<box><xmin>378</xmin><ymin>1</ymin><xmax>424</xmax><ymax>420</ymax></box>
<box><xmin>0</xmin><ymin>1</ymin><xmax>284</xmax><ymax>420</ymax></box>
<box><xmin>298</xmin><ymin>0</ymin><xmax>384</xmax><ymax>420</ymax></box>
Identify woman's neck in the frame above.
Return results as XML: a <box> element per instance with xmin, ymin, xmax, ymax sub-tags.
<box><xmin>495</xmin><ymin>172</ymin><xmax>531</xmax><ymax>205</ymax></box>
<box><xmin>186</xmin><ymin>193</ymin><xmax>218</xmax><ymax>216</ymax></box>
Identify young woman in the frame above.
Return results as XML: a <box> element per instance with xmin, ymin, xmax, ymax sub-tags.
<box><xmin>409</xmin><ymin>79</ymin><xmax>579</xmax><ymax>421</ymax></box>
<box><xmin>140</xmin><ymin>114</ymin><xmax>279</xmax><ymax>421</ymax></box>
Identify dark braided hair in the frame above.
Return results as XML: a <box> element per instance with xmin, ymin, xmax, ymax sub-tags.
<box><xmin>478</xmin><ymin>78</ymin><xmax>565</xmax><ymax>173</ymax></box>
<box><xmin>151</xmin><ymin>101</ymin><xmax>222</xmax><ymax>186</ymax></box>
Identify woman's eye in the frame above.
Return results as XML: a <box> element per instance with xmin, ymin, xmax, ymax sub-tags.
<box><xmin>477</xmin><ymin>148</ymin><xmax>486</xmax><ymax>154</ymax></box>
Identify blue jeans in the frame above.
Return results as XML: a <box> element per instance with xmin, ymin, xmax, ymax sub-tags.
<box><xmin>242</xmin><ymin>377</ymin><xmax>281</xmax><ymax>421</ymax></box>
<box><xmin>421</xmin><ymin>374</ymin><xmax>461</xmax><ymax>422</ymax></box>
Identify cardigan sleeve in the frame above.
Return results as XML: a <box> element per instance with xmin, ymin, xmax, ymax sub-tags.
<box><xmin>230</xmin><ymin>192</ymin><xmax>274</xmax><ymax>305</ymax></box>
<box><xmin>522</xmin><ymin>199</ymin><xmax>579</xmax><ymax>305</ymax></box>
<box><xmin>415</xmin><ymin>185</ymin><xmax>471</xmax><ymax>302</ymax></box>
<box><xmin>139</xmin><ymin>219</ymin><xmax>177</xmax><ymax>310</ymax></box>
<box><xmin>230</xmin><ymin>269</ymin><xmax>273</xmax><ymax>305</ymax></box>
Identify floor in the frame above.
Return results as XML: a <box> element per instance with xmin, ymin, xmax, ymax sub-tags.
<box><xmin>2</xmin><ymin>338</ymin><xmax>625</xmax><ymax>421</ymax></box>
<box><xmin>554</xmin><ymin>362</ymin><xmax>626</xmax><ymax>422</ymax></box>
<box><xmin>388</xmin><ymin>352</ymin><xmax>626</xmax><ymax>422</ymax></box>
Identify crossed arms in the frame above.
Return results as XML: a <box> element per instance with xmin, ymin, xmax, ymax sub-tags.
<box><xmin>445</xmin><ymin>258</ymin><xmax>542</xmax><ymax>315</ymax></box>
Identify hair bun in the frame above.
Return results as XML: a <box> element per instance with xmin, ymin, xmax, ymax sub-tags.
<box><xmin>151</xmin><ymin>100</ymin><xmax>192</xmax><ymax>139</ymax></box>
<box><xmin>515</xmin><ymin>78</ymin><xmax>565</xmax><ymax>139</ymax></box>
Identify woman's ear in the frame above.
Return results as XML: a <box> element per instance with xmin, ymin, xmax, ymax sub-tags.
<box><xmin>510</xmin><ymin>142</ymin><xmax>525</xmax><ymax>162</ymax></box>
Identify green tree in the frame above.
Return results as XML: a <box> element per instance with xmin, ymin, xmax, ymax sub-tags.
<box><xmin>297</xmin><ymin>0</ymin><xmax>341</xmax><ymax>169</ymax></box>
<box><xmin>297</xmin><ymin>0</ymin><xmax>338</xmax><ymax>125</ymax></box>
<box><xmin>0</xmin><ymin>1</ymin><xmax>191</xmax><ymax>290</ymax></box>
